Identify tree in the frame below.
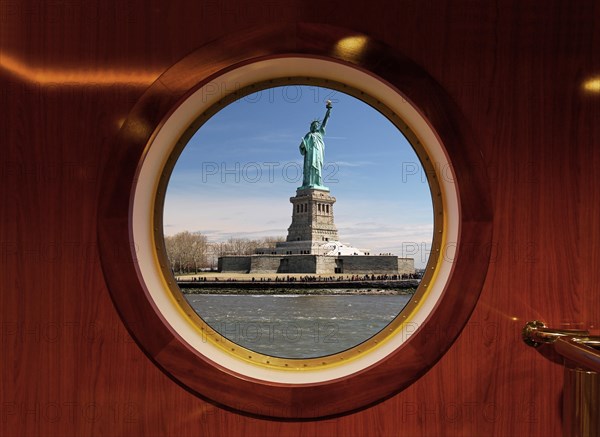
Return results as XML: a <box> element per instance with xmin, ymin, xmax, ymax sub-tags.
<box><xmin>164</xmin><ymin>232</ymin><xmax>285</xmax><ymax>272</ymax></box>
<box><xmin>164</xmin><ymin>231</ymin><xmax>209</xmax><ymax>274</ymax></box>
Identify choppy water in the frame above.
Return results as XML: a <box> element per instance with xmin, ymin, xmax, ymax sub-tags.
<box><xmin>184</xmin><ymin>292</ymin><xmax>412</xmax><ymax>358</ymax></box>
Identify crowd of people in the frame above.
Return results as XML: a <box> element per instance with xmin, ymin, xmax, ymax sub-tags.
<box><xmin>179</xmin><ymin>273</ymin><xmax>419</xmax><ymax>283</ymax></box>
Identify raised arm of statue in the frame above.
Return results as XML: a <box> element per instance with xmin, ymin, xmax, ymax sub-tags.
<box><xmin>321</xmin><ymin>101</ymin><xmax>332</xmax><ymax>131</ymax></box>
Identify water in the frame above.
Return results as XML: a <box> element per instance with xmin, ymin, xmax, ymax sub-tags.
<box><xmin>184</xmin><ymin>292</ymin><xmax>412</xmax><ymax>358</ymax></box>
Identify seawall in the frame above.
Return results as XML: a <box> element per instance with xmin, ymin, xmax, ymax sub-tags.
<box><xmin>177</xmin><ymin>279</ymin><xmax>420</xmax><ymax>291</ymax></box>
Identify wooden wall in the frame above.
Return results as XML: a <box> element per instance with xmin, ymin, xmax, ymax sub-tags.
<box><xmin>1</xmin><ymin>1</ymin><xmax>599</xmax><ymax>435</ymax></box>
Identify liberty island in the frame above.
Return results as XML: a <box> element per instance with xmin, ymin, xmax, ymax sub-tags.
<box><xmin>218</xmin><ymin>101</ymin><xmax>415</xmax><ymax>276</ymax></box>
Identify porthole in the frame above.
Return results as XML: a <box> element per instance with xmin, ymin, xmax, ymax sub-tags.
<box><xmin>159</xmin><ymin>79</ymin><xmax>438</xmax><ymax>365</ymax></box>
<box><xmin>98</xmin><ymin>24</ymin><xmax>492</xmax><ymax>418</ymax></box>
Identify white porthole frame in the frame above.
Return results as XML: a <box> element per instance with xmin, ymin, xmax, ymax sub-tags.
<box><xmin>131</xmin><ymin>57</ymin><xmax>459</xmax><ymax>384</ymax></box>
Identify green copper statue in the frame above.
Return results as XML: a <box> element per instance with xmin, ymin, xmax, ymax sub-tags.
<box><xmin>299</xmin><ymin>100</ymin><xmax>332</xmax><ymax>190</ymax></box>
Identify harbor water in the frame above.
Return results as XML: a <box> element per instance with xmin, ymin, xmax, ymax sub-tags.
<box><xmin>184</xmin><ymin>292</ymin><xmax>412</xmax><ymax>358</ymax></box>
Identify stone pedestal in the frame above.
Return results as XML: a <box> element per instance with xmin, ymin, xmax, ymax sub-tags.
<box><xmin>286</xmin><ymin>188</ymin><xmax>339</xmax><ymax>246</ymax></box>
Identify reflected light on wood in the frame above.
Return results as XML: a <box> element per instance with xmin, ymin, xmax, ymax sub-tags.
<box><xmin>583</xmin><ymin>77</ymin><xmax>600</xmax><ymax>93</ymax></box>
<box><xmin>334</xmin><ymin>35</ymin><xmax>369</xmax><ymax>60</ymax></box>
<box><xmin>0</xmin><ymin>52</ymin><xmax>162</xmax><ymax>86</ymax></box>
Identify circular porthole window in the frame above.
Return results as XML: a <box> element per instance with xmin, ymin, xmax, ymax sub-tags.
<box><xmin>98</xmin><ymin>25</ymin><xmax>492</xmax><ymax>418</ymax></box>
<box><xmin>160</xmin><ymin>80</ymin><xmax>438</xmax><ymax>364</ymax></box>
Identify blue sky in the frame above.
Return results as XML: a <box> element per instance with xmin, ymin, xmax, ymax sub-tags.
<box><xmin>163</xmin><ymin>85</ymin><xmax>433</xmax><ymax>267</ymax></box>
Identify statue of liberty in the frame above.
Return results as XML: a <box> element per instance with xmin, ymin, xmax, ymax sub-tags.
<box><xmin>299</xmin><ymin>100</ymin><xmax>332</xmax><ymax>190</ymax></box>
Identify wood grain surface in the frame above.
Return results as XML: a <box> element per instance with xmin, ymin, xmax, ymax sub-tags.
<box><xmin>97</xmin><ymin>23</ymin><xmax>492</xmax><ymax>419</ymax></box>
<box><xmin>2</xmin><ymin>0</ymin><xmax>599</xmax><ymax>435</ymax></box>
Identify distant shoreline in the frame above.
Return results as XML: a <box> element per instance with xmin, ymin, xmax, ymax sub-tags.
<box><xmin>177</xmin><ymin>279</ymin><xmax>419</xmax><ymax>295</ymax></box>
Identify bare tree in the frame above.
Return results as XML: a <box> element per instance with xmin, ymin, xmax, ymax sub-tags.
<box><xmin>226</xmin><ymin>237</ymin><xmax>253</xmax><ymax>255</ymax></box>
<box><xmin>165</xmin><ymin>232</ymin><xmax>285</xmax><ymax>272</ymax></box>
<box><xmin>164</xmin><ymin>231</ymin><xmax>209</xmax><ymax>274</ymax></box>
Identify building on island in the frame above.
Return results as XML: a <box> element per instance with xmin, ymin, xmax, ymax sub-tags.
<box><xmin>218</xmin><ymin>186</ymin><xmax>415</xmax><ymax>275</ymax></box>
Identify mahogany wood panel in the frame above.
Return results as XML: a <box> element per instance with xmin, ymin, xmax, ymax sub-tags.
<box><xmin>97</xmin><ymin>23</ymin><xmax>492</xmax><ymax>419</ymax></box>
<box><xmin>2</xmin><ymin>0</ymin><xmax>599</xmax><ymax>435</ymax></box>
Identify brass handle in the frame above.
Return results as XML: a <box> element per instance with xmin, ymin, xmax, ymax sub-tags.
<box><xmin>522</xmin><ymin>320</ymin><xmax>589</xmax><ymax>347</ymax></box>
<box><xmin>555</xmin><ymin>337</ymin><xmax>600</xmax><ymax>373</ymax></box>
<box><xmin>524</xmin><ymin>321</ymin><xmax>600</xmax><ymax>436</ymax></box>
<box><xmin>523</xmin><ymin>320</ymin><xmax>600</xmax><ymax>372</ymax></box>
